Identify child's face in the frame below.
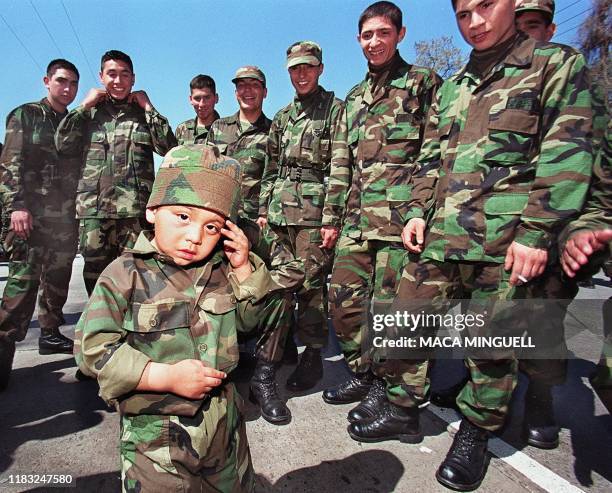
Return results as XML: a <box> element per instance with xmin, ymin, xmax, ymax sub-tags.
<box><xmin>146</xmin><ymin>205</ymin><xmax>225</xmax><ymax>266</ymax></box>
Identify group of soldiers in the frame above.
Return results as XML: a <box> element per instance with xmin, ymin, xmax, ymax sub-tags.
<box><xmin>0</xmin><ymin>0</ymin><xmax>610</xmax><ymax>491</ymax></box>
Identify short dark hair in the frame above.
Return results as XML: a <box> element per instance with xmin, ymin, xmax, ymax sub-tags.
<box><xmin>358</xmin><ymin>1</ymin><xmax>402</xmax><ymax>33</ymax></box>
<box><xmin>189</xmin><ymin>74</ymin><xmax>216</xmax><ymax>93</ymax></box>
<box><xmin>100</xmin><ymin>50</ymin><xmax>133</xmax><ymax>73</ymax></box>
<box><xmin>46</xmin><ymin>59</ymin><xmax>79</xmax><ymax>79</ymax></box>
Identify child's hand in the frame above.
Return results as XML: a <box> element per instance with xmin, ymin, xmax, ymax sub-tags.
<box><xmin>168</xmin><ymin>360</ymin><xmax>226</xmax><ymax>399</ymax></box>
<box><xmin>221</xmin><ymin>220</ymin><xmax>253</xmax><ymax>281</ymax></box>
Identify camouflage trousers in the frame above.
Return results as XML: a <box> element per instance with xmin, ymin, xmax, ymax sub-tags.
<box><xmin>0</xmin><ymin>217</ymin><xmax>78</xmax><ymax>343</ymax></box>
<box><xmin>270</xmin><ymin>225</ymin><xmax>331</xmax><ymax>348</ymax></box>
<box><xmin>591</xmin><ymin>297</ymin><xmax>612</xmax><ymax>411</ymax></box>
<box><xmin>328</xmin><ymin>236</ymin><xmax>408</xmax><ymax>372</ymax></box>
<box><xmin>387</xmin><ymin>258</ymin><xmax>526</xmax><ymax>431</ymax></box>
<box><xmin>80</xmin><ymin>217</ymin><xmax>149</xmax><ymax>295</ymax></box>
<box><xmin>249</xmin><ymin>291</ymin><xmax>292</xmax><ymax>363</ymax></box>
<box><xmin>121</xmin><ymin>383</ymin><xmax>254</xmax><ymax>493</ymax></box>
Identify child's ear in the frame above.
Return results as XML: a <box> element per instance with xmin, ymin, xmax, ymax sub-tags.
<box><xmin>145</xmin><ymin>208</ymin><xmax>157</xmax><ymax>225</ymax></box>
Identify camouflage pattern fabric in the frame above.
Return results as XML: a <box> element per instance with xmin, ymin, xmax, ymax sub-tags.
<box><xmin>515</xmin><ymin>0</ymin><xmax>555</xmax><ymax>20</ymax></box>
<box><xmin>77</xmin><ymin>233</ymin><xmax>272</xmax><ymax>491</ymax></box>
<box><xmin>328</xmin><ymin>236</ymin><xmax>408</xmax><ymax>372</ymax></box>
<box><xmin>0</xmin><ymin>98</ymin><xmax>79</xmax><ymax>341</ymax></box>
<box><xmin>206</xmin><ymin>112</ymin><xmax>272</xmax><ymax>221</ymax></box>
<box><xmin>259</xmin><ymin>85</ymin><xmax>344</xmax><ymax>227</ymax></box>
<box><xmin>79</xmin><ymin>217</ymin><xmax>149</xmax><ymax>295</ymax></box>
<box><xmin>55</xmin><ymin>99</ymin><xmax>176</xmax><ymax>219</ymax></box>
<box><xmin>408</xmin><ymin>34</ymin><xmax>594</xmax><ymax>262</ymax></box>
<box><xmin>321</xmin><ymin>54</ymin><xmax>442</xmax><ymax>240</ymax></box>
<box><xmin>175</xmin><ymin>111</ymin><xmax>220</xmax><ymax>145</ymax></box>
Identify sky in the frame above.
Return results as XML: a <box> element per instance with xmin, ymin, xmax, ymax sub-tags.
<box><xmin>0</xmin><ymin>0</ymin><xmax>593</xmax><ymax>142</ymax></box>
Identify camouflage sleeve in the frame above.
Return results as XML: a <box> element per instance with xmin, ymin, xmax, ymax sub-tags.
<box><xmin>77</xmin><ymin>266</ymin><xmax>151</xmax><ymax>404</ymax></box>
<box><xmin>514</xmin><ymin>52</ymin><xmax>594</xmax><ymax>249</ymax></box>
<box><xmin>204</xmin><ymin>121</ymin><xmax>218</xmax><ymax>145</ymax></box>
<box><xmin>55</xmin><ymin>106</ymin><xmax>89</xmax><ymax>157</ymax></box>
<box><xmin>322</xmin><ymin>101</ymin><xmax>349</xmax><ymax>227</ymax></box>
<box><xmin>0</xmin><ymin>107</ymin><xmax>28</xmax><ymax>213</ymax></box>
<box><xmin>145</xmin><ymin>108</ymin><xmax>178</xmax><ymax>156</ymax></box>
<box><xmin>175</xmin><ymin>121</ymin><xmax>187</xmax><ymax>146</ymax></box>
<box><xmin>259</xmin><ymin>112</ymin><xmax>282</xmax><ymax>217</ymax></box>
<box><xmin>228</xmin><ymin>252</ymin><xmax>275</xmax><ymax>332</ymax></box>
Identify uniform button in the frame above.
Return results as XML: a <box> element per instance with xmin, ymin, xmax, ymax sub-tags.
<box><xmin>149</xmin><ymin>317</ymin><xmax>158</xmax><ymax>327</ymax></box>
<box><xmin>198</xmin><ymin>343</ymin><xmax>208</xmax><ymax>352</ymax></box>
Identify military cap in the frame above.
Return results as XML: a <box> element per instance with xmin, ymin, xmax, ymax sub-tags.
<box><xmin>286</xmin><ymin>41</ymin><xmax>322</xmax><ymax>68</ymax></box>
<box><xmin>147</xmin><ymin>144</ymin><xmax>242</xmax><ymax>220</ymax></box>
<box><xmin>232</xmin><ymin>65</ymin><xmax>266</xmax><ymax>87</ymax></box>
<box><xmin>515</xmin><ymin>0</ymin><xmax>555</xmax><ymax>22</ymax></box>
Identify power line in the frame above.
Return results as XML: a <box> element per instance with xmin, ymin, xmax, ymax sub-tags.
<box><xmin>557</xmin><ymin>7</ymin><xmax>592</xmax><ymax>26</ymax></box>
<box><xmin>556</xmin><ymin>23</ymin><xmax>582</xmax><ymax>37</ymax></box>
<box><xmin>556</xmin><ymin>0</ymin><xmax>585</xmax><ymax>15</ymax></box>
<box><xmin>29</xmin><ymin>0</ymin><xmax>65</xmax><ymax>57</ymax></box>
<box><xmin>0</xmin><ymin>12</ymin><xmax>43</xmax><ymax>72</ymax></box>
<box><xmin>60</xmin><ymin>0</ymin><xmax>97</xmax><ymax>84</ymax></box>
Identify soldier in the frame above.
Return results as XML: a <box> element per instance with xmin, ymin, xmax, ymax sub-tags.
<box><xmin>515</xmin><ymin>0</ymin><xmax>556</xmax><ymax>41</ymax></box>
<box><xmin>390</xmin><ymin>0</ymin><xmax>593</xmax><ymax>489</ymax></box>
<box><xmin>175</xmin><ymin>74</ymin><xmax>220</xmax><ymax>145</ymax></box>
<box><xmin>0</xmin><ymin>59</ymin><xmax>80</xmax><ymax>390</ymax></box>
<box><xmin>55</xmin><ymin>50</ymin><xmax>176</xmax><ymax>295</ymax></box>
<box><xmin>258</xmin><ymin>41</ymin><xmax>344</xmax><ymax>391</ymax></box>
<box><xmin>321</xmin><ymin>0</ymin><xmax>441</xmax><ymax>433</ymax></box>
<box><xmin>77</xmin><ymin>145</ymin><xmax>267</xmax><ymax>492</ymax></box>
<box><xmin>207</xmin><ymin>66</ymin><xmax>301</xmax><ymax>424</ymax></box>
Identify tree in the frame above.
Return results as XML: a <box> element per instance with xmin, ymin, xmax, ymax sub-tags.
<box><xmin>414</xmin><ymin>36</ymin><xmax>465</xmax><ymax>79</ymax></box>
<box><xmin>578</xmin><ymin>0</ymin><xmax>611</xmax><ymax>104</ymax></box>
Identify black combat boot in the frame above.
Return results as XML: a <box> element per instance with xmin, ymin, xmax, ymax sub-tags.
<box><xmin>286</xmin><ymin>347</ymin><xmax>323</xmax><ymax>392</ymax></box>
<box><xmin>0</xmin><ymin>338</ymin><xmax>16</xmax><ymax>391</ymax></box>
<box><xmin>431</xmin><ymin>375</ymin><xmax>469</xmax><ymax>409</ymax></box>
<box><xmin>347</xmin><ymin>401</ymin><xmax>422</xmax><ymax>443</ymax></box>
<box><xmin>322</xmin><ymin>370</ymin><xmax>374</xmax><ymax>404</ymax></box>
<box><xmin>250</xmin><ymin>361</ymin><xmax>291</xmax><ymax>424</ymax></box>
<box><xmin>436</xmin><ymin>419</ymin><xmax>490</xmax><ymax>491</ymax></box>
<box><xmin>347</xmin><ymin>377</ymin><xmax>387</xmax><ymax>423</ymax></box>
<box><xmin>39</xmin><ymin>327</ymin><xmax>73</xmax><ymax>355</ymax></box>
<box><xmin>523</xmin><ymin>380</ymin><xmax>559</xmax><ymax>449</ymax></box>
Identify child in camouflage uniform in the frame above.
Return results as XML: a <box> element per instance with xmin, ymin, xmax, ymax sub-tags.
<box><xmin>77</xmin><ymin>144</ymin><xmax>272</xmax><ymax>492</ymax></box>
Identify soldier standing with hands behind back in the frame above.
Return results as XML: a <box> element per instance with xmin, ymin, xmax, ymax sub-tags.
<box><xmin>56</xmin><ymin>50</ymin><xmax>176</xmax><ymax>295</ymax></box>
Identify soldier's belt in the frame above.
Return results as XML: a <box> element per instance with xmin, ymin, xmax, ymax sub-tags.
<box><xmin>278</xmin><ymin>163</ymin><xmax>324</xmax><ymax>183</ymax></box>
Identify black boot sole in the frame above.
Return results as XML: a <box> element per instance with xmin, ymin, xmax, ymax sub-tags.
<box><xmin>248</xmin><ymin>389</ymin><xmax>292</xmax><ymax>425</ymax></box>
<box><xmin>523</xmin><ymin>430</ymin><xmax>559</xmax><ymax>450</ymax></box>
<box><xmin>38</xmin><ymin>347</ymin><xmax>74</xmax><ymax>355</ymax></box>
<box><xmin>322</xmin><ymin>392</ymin><xmax>369</xmax><ymax>405</ymax></box>
<box><xmin>435</xmin><ymin>454</ymin><xmax>491</xmax><ymax>492</ymax></box>
<box><xmin>346</xmin><ymin>425</ymin><xmax>423</xmax><ymax>444</ymax></box>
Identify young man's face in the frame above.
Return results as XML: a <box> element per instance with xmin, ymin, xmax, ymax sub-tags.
<box><xmin>516</xmin><ymin>11</ymin><xmax>555</xmax><ymax>42</ymax></box>
<box><xmin>455</xmin><ymin>0</ymin><xmax>516</xmax><ymax>51</ymax></box>
<box><xmin>146</xmin><ymin>205</ymin><xmax>225</xmax><ymax>266</ymax></box>
<box><xmin>235</xmin><ymin>79</ymin><xmax>267</xmax><ymax>113</ymax></box>
<box><xmin>100</xmin><ymin>59</ymin><xmax>134</xmax><ymax>100</ymax></box>
<box><xmin>289</xmin><ymin>63</ymin><xmax>323</xmax><ymax>97</ymax></box>
<box><xmin>358</xmin><ymin>15</ymin><xmax>406</xmax><ymax>67</ymax></box>
<box><xmin>189</xmin><ymin>87</ymin><xmax>218</xmax><ymax>123</ymax></box>
<box><xmin>44</xmin><ymin>68</ymin><xmax>79</xmax><ymax>110</ymax></box>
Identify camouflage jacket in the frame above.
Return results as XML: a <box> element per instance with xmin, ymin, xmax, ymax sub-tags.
<box><xmin>175</xmin><ymin>111</ymin><xmax>221</xmax><ymax>145</ymax></box>
<box><xmin>259</xmin><ymin>86</ymin><xmax>344</xmax><ymax>227</ymax></box>
<box><xmin>322</xmin><ymin>53</ymin><xmax>442</xmax><ymax>240</ymax></box>
<box><xmin>76</xmin><ymin>231</ymin><xmax>273</xmax><ymax>416</ymax></box>
<box><xmin>55</xmin><ymin>100</ymin><xmax>176</xmax><ymax>219</ymax></box>
<box><xmin>0</xmin><ymin>98</ymin><xmax>78</xmax><ymax>222</ymax></box>
<box><xmin>207</xmin><ymin>112</ymin><xmax>271</xmax><ymax>220</ymax></box>
<box><xmin>409</xmin><ymin>34</ymin><xmax>594</xmax><ymax>263</ymax></box>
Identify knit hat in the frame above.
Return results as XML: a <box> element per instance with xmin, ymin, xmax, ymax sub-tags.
<box><xmin>146</xmin><ymin>144</ymin><xmax>242</xmax><ymax>220</ymax></box>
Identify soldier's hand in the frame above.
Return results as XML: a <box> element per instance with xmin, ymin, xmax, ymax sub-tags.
<box><xmin>561</xmin><ymin>229</ymin><xmax>612</xmax><ymax>278</ymax></box>
<box><xmin>129</xmin><ymin>90</ymin><xmax>154</xmax><ymax>112</ymax></box>
<box><xmin>81</xmin><ymin>88</ymin><xmax>107</xmax><ymax>109</ymax></box>
<box><xmin>504</xmin><ymin>241</ymin><xmax>548</xmax><ymax>286</ymax></box>
<box><xmin>402</xmin><ymin>218</ymin><xmax>426</xmax><ymax>253</ymax></box>
<box><xmin>10</xmin><ymin>209</ymin><xmax>33</xmax><ymax>239</ymax></box>
<box><xmin>320</xmin><ymin>226</ymin><xmax>339</xmax><ymax>249</ymax></box>
<box><xmin>256</xmin><ymin>216</ymin><xmax>268</xmax><ymax>229</ymax></box>
<box><xmin>168</xmin><ymin>360</ymin><xmax>226</xmax><ymax>399</ymax></box>
<box><xmin>222</xmin><ymin>220</ymin><xmax>253</xmax><ymax>281</ymax></box>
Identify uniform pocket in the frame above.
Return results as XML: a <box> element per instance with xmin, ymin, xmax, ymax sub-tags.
<box><xmin>484</xmin><ymin>110</ymin><xmax>538</xmax><ymax>164</ymax></box>
<box><xmin>300</xmin><ymin>181</ymin><xmax>325</xmax><ymax>222</ymax></box>
<box><xmin>483</xmin><ymin>193</ymin><xmax>529</xmax><ymax>257</ymax></box>
<box><xmin>386</xmin><ymin>183</ymin><xmax>412</xmax><ymax>226</ymax></box>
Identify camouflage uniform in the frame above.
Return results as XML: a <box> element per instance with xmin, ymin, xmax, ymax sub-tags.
<box><xmin>323</xmin><ymin>53</ymin><xmax>441</xmax><ymax>371</ymax></box>
<box><xmin>0</xmin><ymin>98</ymin><xmax>79</xmax><ymax>343</ymax></box>
<box><xmin>55</xmin><ymin>99</ymin><xmax>176</xmax><ymax>294</ymax></box>
<box><xmin>175</xmin><ymin>110</ymin><xmax>221</xmax><ymax>145</ymax></box>
<box><xmin>394</xmin><ymin>33</ymin><xmax>593</xmax><ymax>430</ymax></box>
<box><xmin>259</xmin><ymin>83</ymin><xmax>343</xmax><ymax>348</ymax></box>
